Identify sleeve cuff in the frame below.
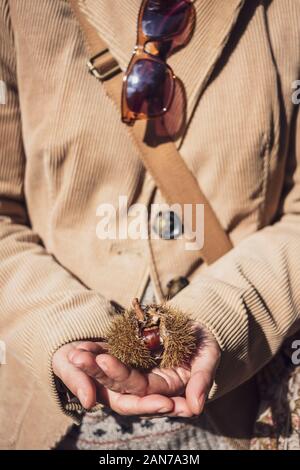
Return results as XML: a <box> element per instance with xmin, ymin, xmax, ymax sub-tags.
<box><xmin>16</xmin><ymin>291</ymin><xmax>116</xmax><ymax>421</ymax></box>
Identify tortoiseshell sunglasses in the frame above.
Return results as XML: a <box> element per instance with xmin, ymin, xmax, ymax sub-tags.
<box><xmin>122</xmin><ymin>0</ymin><xmax>193</xmax><ymax>124</ymax></box>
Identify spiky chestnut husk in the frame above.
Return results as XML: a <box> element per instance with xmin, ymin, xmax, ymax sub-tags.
<box><xmin>105</xmin><ymin>308</ymin><xmax>157</xmax><ymax>370</ymax></box>
<box><xmin>158</xmin><ymin>305</ymin><xmax>198</xmax><ymax>369</ymax></box>
<box><xmin>106</xmin><ymin>299</ymin><xmax>197</xmax><ymax>371</ymax></box>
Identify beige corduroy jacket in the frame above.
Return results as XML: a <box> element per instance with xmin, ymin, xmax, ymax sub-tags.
<box><xmin>1</xmin><ymin>0</ymin><xmax>300</xmax><ymax>450</ymax></box>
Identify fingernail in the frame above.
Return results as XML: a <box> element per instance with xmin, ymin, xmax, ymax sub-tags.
<box><xmin>78</xmin><ymin>389</ymin><xmax>88</xmax><ymax>408</ymax></box>
<box><xmin>158</xmin><ymin>407</ymin><xmax>170</xmax><ymax>414</ymax></box>
<box><xmin>71</xmin><ymin>357</ymin><xmax>84</xmax><ymax>368</ymax></box>
<box><xmin>68</xmin><ymin>350</ymin><xmax>76</xmax><ymax>362</ymax></box>
<box><xmin>97</xmin><ymin>360</ymin><xmax>108</xmax><ymax>372</ymax></box>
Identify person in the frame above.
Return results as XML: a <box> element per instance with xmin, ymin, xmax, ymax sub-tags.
<box><xmin>0</xmin><ymin>0</ymin><xmax>300</xmax><ymax>450</ymax></box>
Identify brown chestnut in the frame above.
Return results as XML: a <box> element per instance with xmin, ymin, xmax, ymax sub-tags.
<box><xmin>142</xmin><ymin>326</ymin><xmax>161</xmax><ymax>352</ymax></box>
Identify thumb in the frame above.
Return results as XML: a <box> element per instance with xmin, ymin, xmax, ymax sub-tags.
<box><xmin>53</xmin><ymin>344</ymin><xmax>97</xmax><ymax>409</ymax></box>
<box><xmin>186</xmin><ymin>333</ymin><xmax>221</xmax><ymax>415</ymax></box>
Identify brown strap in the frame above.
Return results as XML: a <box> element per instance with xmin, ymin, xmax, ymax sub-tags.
<box><xmin>69</xmin><ymin>0</ymin><xmax>233</xmax><ymax>264</ymax></box>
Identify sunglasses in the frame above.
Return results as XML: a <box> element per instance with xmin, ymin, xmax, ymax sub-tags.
<box><xmin>122</xmin><ymin>0</ymin><xmax>193</xmax><ymax>124</ymax></box>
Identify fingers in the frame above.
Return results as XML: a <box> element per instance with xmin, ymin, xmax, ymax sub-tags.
<box><xmin>69</xmin><ymin>341</ymin><xmax>106</xmax><ymax>359</ymax></box>
<box><xmin>186</xmin><ymin>336</ymin><xmax>221</xmax><ymax>415</ymax></box>
<box><xmin>67</xmin><ymin>353</ymin><xmax>177</xmax><ymax>416</ymax></box>
<box><xmin>105</xmin><ymin>393</ymin><xmax>194</xmax><ymax>418</ymax></box>
<box><xmin>69</xmin><ymin>350</ymin><xmax>194</xmax><ymax>417</ymax></box>
<box><xmin>70</xmin><ymin>351</ymin><xmax>149</xmax><ymax>396</ymax></box>
<box><xmin>165</xmin><ymin>396</ymin><xmax>195</xmax><ymax>418</ymax></box>
<box><xmin>53</xmin><ymin>345</ymin><xmax>97</xmax><ymax>409</ymax></box>
<box><xmin>96</xmin><ymin>354</ymin><xmax>148</xmax><ymax>396</ymax></box>
<box><xmin>70</xmin><ymin>350</ymin><xmax>189</xmax><ymax>398</ymax></box>
<box><xmin>59</xmin><ymin>329</ymin><xmax>221</xmax><ymax>418</ymax></box>
<box><xmin>52</xmin><ymin>342</ymin><xmax>178</xmax><ymax>416</ymax></box>
<box><xmin>77</xmin><ymin>341</ymin><xmax>108</xmax><ymax>352</ymax></box>
<box><xmin>146</xmin><ymin>367</ymin><xmax>189</xmax><ymax>396</ymax></box>
<box><xmin>185</xmin><ymin>370</ymin><xmax>211</xmax><ymax>415</ymax></box>
<box><xmin>106</xmin><ymin>391</ymin><xmax>174</xmax><ymax>416</ymax></box>
<box><xmin>98</xmin><ymin>386</ymin><xmax>193</xmax><ymax>418</ymax></box>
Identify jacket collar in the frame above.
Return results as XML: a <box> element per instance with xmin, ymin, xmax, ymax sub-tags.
<box><xmin>82</xmin><ymin>0</ymin><xmax>245</xmax><ymax>125</ymax></box>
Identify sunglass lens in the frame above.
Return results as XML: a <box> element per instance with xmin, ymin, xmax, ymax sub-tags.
<box><xmin>142</xmin><ymin>0</ymin><xmax>191</xmax><ymax>39</ymax></box>
<box><xmin>125</xmin><ymin>59</ymin><xmax>174</xmax><ymax>117</ymax></box>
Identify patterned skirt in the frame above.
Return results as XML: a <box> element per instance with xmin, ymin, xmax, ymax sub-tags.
<box><xmin>250</xmin><ymin>337</ymin><xmax>300</xmax><ymax>450</ymax></box>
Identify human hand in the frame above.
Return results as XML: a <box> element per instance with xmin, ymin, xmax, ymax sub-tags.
<box><xmin>52</xmin><ymin>340</ymin><xmax>175</xmax><ymax>415</ymax></box>
<box><xmin>61</xmin><ymin>325</ymin><xmax>220</xmax><ymax>417</ymax></box>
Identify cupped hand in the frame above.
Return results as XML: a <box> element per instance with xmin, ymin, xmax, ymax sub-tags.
<box><xmin>53</xmin><ymin>325</ymin><xmax>220</xmax><ymax>418</ymax></box>
<box><xmin>52</xmin><ymin>341</ymin><xmax>174</xmax><ymax>415</ymax></box>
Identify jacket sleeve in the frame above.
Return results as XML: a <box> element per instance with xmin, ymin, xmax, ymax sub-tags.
<box><xmin>170</xmin><ymin>104</ymin><xmax>300</xmax><ymax>400</ymax></box>
<box><xmin>0</xmin><ymin>1</ymin><xmax>114</xmax><ymax>446</ymax></box>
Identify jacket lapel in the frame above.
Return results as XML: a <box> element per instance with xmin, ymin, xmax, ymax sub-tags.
<box><xmin>171</xmin><ymin>0</ymin><xmax>246</xmax><ymax>124</ymax></box>
<box><xmin>81</xmin><ymin>0</ymin><xmax>245</xmax><ymax>126</ymax></box>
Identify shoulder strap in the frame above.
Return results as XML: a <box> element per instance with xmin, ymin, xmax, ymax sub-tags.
<box><xmin>68</xmin><ymin>0</ymin><xmax>233</xmax><ymax>264</ymax></box>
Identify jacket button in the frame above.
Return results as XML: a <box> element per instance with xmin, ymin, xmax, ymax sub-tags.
<box><xmin>167</xmin><ymin>277</ymin><xmax>189</xmax><ymax>299</ymax></box>
<box><xmin>153</xmin><ymin>211</ymin><xmax>183</xmax><ymax>240</ymax></box>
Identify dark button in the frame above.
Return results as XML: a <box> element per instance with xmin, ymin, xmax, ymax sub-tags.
<box><xmin>167</xmin><ymin>276</ymin><xmax>189</xmax><ymax>299</ymax></box>
<box><xmin>153</xmin><ymin>211</ymin><xmax>183</xmax><ymax>240</ymax></box>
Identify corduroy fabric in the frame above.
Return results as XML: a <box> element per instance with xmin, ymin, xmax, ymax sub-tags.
<box><xmin>0</xmin><ymin>0</ymin><xmax>300</xmax><ymax>450</ymax></box>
